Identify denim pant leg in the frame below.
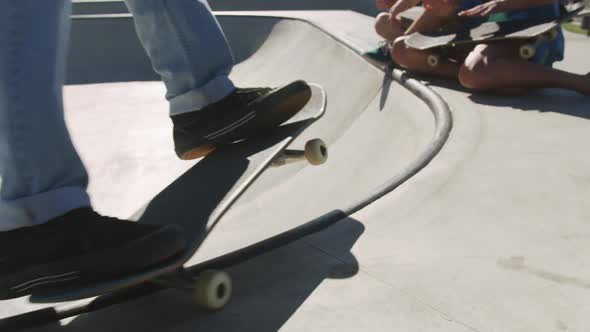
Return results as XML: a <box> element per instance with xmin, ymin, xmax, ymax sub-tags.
<box><xmin>124</xmin><ymin>0</ymin><xmax>236</xmax><ymax>115</ymax></box>
<box><xmin>0</xmin><ymin>0</ymin><xmax>91</xmax><ymax>231</ymax></box>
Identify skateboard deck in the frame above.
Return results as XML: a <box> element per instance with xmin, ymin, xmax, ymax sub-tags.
<box><xmin>399</xmin><ymin>6</ymin><xmax>425</xmax><ymax>30</ymax></box>
<box><xmin>28</xmin><ymin>84</ymin><xmax>327</xmax><ymax>304</ymax></box>
<box><xmin>406</xmin><ymin>7</ymin><xmax>583</xmax><ymax>51</ymax></box>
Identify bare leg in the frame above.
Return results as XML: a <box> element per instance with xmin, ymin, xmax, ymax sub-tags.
<box><xmin>459</xmin><ymin>43</ymin><xmax>590</xmax><ymax>95</ymax></box>
<box><xmin>405</xmin><ymin>4</ymin><xmax>458</xmax><ymax>35</ymax></box>
<box><xmin>375</xmin><ymin>12</ymin><xmax>405</xmax><ymax>41</ymax></box>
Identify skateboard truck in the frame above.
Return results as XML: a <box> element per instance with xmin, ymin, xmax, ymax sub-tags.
<box><xmin>426</xmin><ymin>44</ymin><xmax>455</xmax><ymax>68</ymax></box>
<box><xmin>427</xmin><ymin>54</ymin><xmax>441</xmax><ymax>67</ymax></box>
<box><xmin>271</xmin><ymin>138</ymin><xmax>328</xmax><ymax>167</ymax></box>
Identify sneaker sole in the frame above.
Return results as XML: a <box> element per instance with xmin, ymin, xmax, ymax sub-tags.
<box><xmin>180</xmin><ymin>143</ymin><xmax>217</xmax><ymax>160</ymax></box>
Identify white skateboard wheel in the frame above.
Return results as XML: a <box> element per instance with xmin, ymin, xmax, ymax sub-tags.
<box><xmin>193</xmin><ymin>270</ymin><xmax>232</xmax><ymax>310</ymax></box>
<box><xmin>427</xmin><ymin>54</ymin><xmax>440</xmax><ymax>67</ymax></box>
<box><xmin>304</xmin><ymin>139</ymin><xmax>328</xmax><ymax>166</ymax></box>
<box><xmin>519</xmin><ymin>44</ymin><xmax>535</xmax><ymax>59</ymax></box>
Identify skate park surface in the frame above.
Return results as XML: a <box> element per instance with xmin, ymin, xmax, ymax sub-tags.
<box><xmin>2</xmin><ymin>4</ymin><xmax>590</xmax><ymax>332</ymax></box>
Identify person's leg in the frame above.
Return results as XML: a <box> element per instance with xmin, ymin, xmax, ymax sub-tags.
<box><xmin>0</xmin><ymin>0</ymin><xmax>90</xmax><ymax>232</ymax></box>
<box><xmin>124</xmin><ymin>0</ymin><xmax>235</xmax><ymax>115</ymax></box>
<box><xmin>366</xmin><ymin>13</ymin><xmax>402</xmax><ymax>65</ymax></box>
<box><xmin>406</xmin><ymin>0</ymin><xmax>464</xmax><ymax>35</ymax></box>
<box><xmin>0</xmin><ymin>1</ymin><xmax>186</xmax><ymax>300</ymax></box>
<box><xmin>125</xmin><ymin>0</ymin><xmax>312</xmax><ymax>160</ymax></box>
<box><xmin>459</xmin><ymin>43</ymin><xmax>590</xmax><ymax>95</ymax></box>
<box><xmin>375</xmin><ymin>12</ymin><xmax>405</xmax><ymax>41</ymax></box>
<box><xmin>376</xmin><ymin>0</ymin><xmax>400</xmax><ymax>11</ymax></box>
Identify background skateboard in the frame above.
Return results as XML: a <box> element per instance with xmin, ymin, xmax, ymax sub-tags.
<box><xmin>405</xmin><ymin>7</ymin><xmax>584</xmax><ymax>66</ymax></box>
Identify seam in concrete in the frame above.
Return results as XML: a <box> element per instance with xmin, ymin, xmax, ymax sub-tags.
<box><xmin>351</xmin><ymin>265</ymin><xmax>483</xmax><ymax>332</ymax></box>
<box><xmin>302</xmin><ymin>238</ymin><xmax>483</xmax><ymax>332</ymax></box>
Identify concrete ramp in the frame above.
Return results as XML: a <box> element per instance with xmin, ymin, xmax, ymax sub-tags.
<box><xmin>3</xmin><ymin>10</ymin><xmax>590</xmax><ymax>332</ymax></box>
<box><xmin>71</xmin><ymin>0</ymin><xmax>380</xmax><ymax>16</ymax></box>
<box><xmin>61</xmin><ymin>14</ymin><xmax>446</xmax><ymax>249</ymax></box>
<box><xmin>1</xmin><ymin>11</ymin><xmax>450</xmax><ymax>329</ymax></box>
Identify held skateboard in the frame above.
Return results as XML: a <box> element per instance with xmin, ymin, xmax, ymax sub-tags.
<box><xmin>399</xmin><ymin>6</ymin><xmax>425</xmax><ymax>30</ymax></box>
<box><xmin>405</xmin><ymin>7</ymin><xmax>584</xmax><ymax>67</ymax></box>
<box><xmin>0</xmin><ymin>84</ymin><xmax>328</xmax><ymax>329</ymax></box>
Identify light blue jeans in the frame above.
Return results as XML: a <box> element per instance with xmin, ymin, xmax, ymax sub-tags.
<box><xmin>0</xmin><ymin>0</ymin><xmax>235</xmax><ymax>231</ymax></box>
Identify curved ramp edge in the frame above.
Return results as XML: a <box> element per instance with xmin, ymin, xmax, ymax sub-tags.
<box><xmin>0</xmin><ymin>11</ymin><xmax>454</xmax><ymax>329</ymax></box>
<box><xmin>220</xmin><ymin>11</ymin><xmax>453</xmax><ymax>218</ymax></box>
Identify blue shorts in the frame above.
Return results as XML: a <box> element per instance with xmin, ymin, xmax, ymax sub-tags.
<box><xmin>460</xmin><ymin>0</ymin><xmax>564</xmax><ymax>66</ymax></box>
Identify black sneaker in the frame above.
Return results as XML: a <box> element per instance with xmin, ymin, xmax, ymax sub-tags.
<box><xmin>172</xmin><ymin>80</ymin><xmax>312</xmax><ymax>160</ymax></box>
<box><xmin>0</xmin><ymin>208</ymin><xmax>187</xmax><ymax>300</ymax></box>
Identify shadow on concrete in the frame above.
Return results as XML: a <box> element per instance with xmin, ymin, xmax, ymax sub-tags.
<box><xmin>71</xmin><ymin>0</ymin><xmax>380</xmax><ymax>16</ymax></box>
<box><xmin>31</xmin><ymin>218</ymin><xmax>364</xmax><ymax>332</ymax></box>
<box><xmin>421</xmin><ymin>77</ymin><xmax>472</xmax><ymax>93</ymax></box>
<box><xmin>67</xmin><ymin>16</ymin><xmax>278</xmax><ymax>84</ymax></box>
<box><xmin>26</xmin><ymin>133</ymin><xmax>286</xmax><ymax>304</ymax></box>
<box><xmin>132</xmin><ymin>121</ymin><xmax>307</xmax><ymax>249</ymax></box>
<box><xmin>379</xmin><ymin>73</ymin><xmax>393</xmax><ymax>111</ymax></box>
<box><xmin>67</xmin><ymin>16</ymin><xmax>158</xmax><ymax>84</ymax></box>
<box><xmin>468</xmin><ymin>89</ymin><xmax>590</xmax><ymax>120</ymax></box>
<box><xmin>400</xmin><ymin>70</ymin><xmax>590</xmax><ymax>120</ymax></box>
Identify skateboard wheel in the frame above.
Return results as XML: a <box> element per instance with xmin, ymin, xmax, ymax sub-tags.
<box><xmin>304</xmin><ymin>139</ymin><xmax>328</xmax><ymax>165</ymax></box>
<box><xmin>519</xmin><ymin>44</ymin><xmax>535</xmax><ymax>59</ymax></box>
<box><xmin>193</xmin><ymin>270</ymin><xmax>232</xmax><ymax>310</ymax></box>
<box><xmin>427</xmin><ymin>54</ymin><xmax>440</xmax><ymax>67</ymax></box>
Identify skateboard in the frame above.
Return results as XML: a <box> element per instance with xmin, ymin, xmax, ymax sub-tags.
<box><xmin>399</xmin><ymin>6</ymin><xmax>425</xmax><ymax>31</ymax></box>
<box><xmin>0</xmin><ymin>84</ymin><xmax>328</xmax><ymax>329</ymax></box>
<box><xmin>405</xmin><ymin>7</ymin><xmax>584</xmax><ymax>67</ymax></box>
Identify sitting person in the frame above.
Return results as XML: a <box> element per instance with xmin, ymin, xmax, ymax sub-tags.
<box><xmin>391</xmin><ymin>0</ymin><xmax>590</xmax><ymax>95</ymax></box>
<box><xmin>374</xmin><ymin>0</ymin><xmax>422</xmax><ymax>41</ymax></box>
<box><xmin>368</xmin><ymin>0</ymin><xmax>467</xmax><ymax>64</ymax></box>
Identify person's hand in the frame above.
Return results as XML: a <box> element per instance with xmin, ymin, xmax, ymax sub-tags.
<box><xmin>376</xmin><ymin>0</ymin><xmax>398</xmax><ymax>10</ymax></box>
<box><xmin>423</xmin><ymin>0</ymin><xmax>461</xmax><ymax>17</ymax></box>
<box><xmin>458</xmin><ymin>0</ymin><xmax>506</xmax><ymax>17</ymax></box>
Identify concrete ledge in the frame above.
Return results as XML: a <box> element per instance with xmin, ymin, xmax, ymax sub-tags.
<box><xmin>71</xmin><ymin>0</ymin><xmax>380</xmax><ymax>16</ymax></box>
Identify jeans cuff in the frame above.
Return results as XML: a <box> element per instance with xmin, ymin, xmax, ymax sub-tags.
<box><xmin>0</xmin><ymin>186</ymin><xmax>91</xmax><ymax>231</ymax></box>
<box><xmin>169</xmin><ymin>75</ymin><xmax>235</xmax><ymax>115</ymax></box>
